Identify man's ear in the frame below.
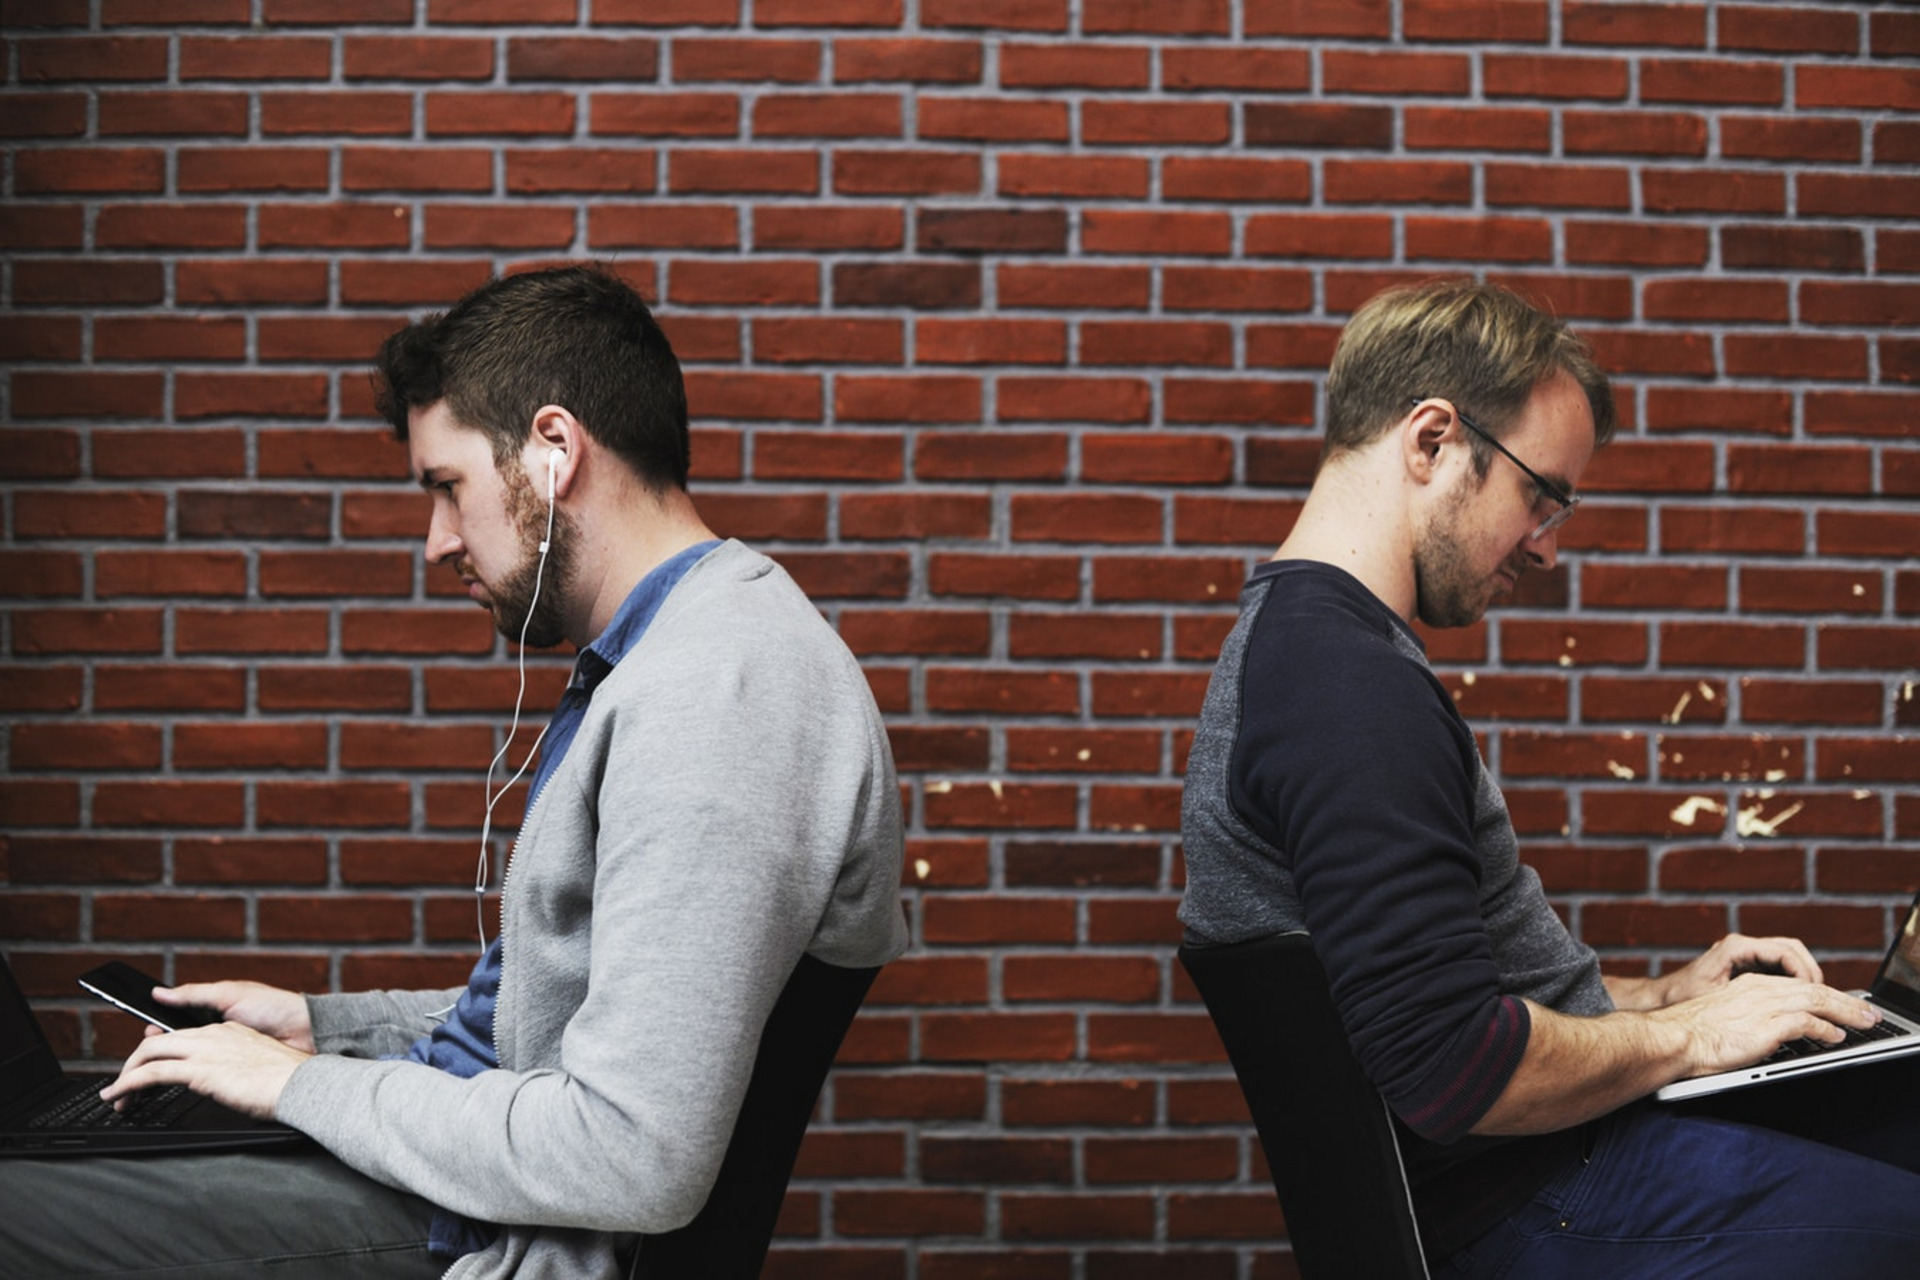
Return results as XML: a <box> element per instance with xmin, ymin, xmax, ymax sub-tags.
<box><xmin>526</xmin><ymin>405</ymin><xmax>581</xmax><ymax>499</ymax></box>
<box><xmin>1402</xmin><ymin>400</ymin><xmax>1454</xmax><ymax>487</ymax></box>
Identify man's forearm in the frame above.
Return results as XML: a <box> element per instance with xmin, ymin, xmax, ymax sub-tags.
<box><xmin>1472</xmin><ymin>972</ymin><xmax>1880</xmax><ymax>1137</ymax></box>
<box><xmin>1471</xmin><ymin>1000</ymin><xmax>1689</xmax><ymax>1135</ymax></box>
<box><xmin>1601</xmin><ymin>972</ymin><xmax>1670</xmax><ymax>1012</ymax></box>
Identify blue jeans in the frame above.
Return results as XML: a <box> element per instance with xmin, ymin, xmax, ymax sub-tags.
<box><xmin>1438</xmin><ymin>1058</ymin><xmax>1920</xmax><ymax>1279</ymax></box>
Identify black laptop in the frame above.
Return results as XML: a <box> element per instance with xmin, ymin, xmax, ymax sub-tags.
<box><xmin>0</xmin><ymin>952</ymin><xmax>306</xmax><ymax>1157</ymax></box>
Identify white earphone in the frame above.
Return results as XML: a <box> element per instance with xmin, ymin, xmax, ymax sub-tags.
<box><xmin>474</xmin><ymin>444</ymin><xmax>568</xmax><ymax>954</ymax></box>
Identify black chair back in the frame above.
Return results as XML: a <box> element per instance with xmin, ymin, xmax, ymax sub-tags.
<box><xmin>635</xmin><ymin>954</ymin><xmax>879</xmax><ymax>1278</ymax></box>
<box><xmin>1180</xmin><ymin>932</ymin><xmax>1430</xmax><ymax>1280</ymax></box>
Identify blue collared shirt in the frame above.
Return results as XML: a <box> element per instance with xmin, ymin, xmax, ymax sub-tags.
<box><xmin>403</xmin><ymin>539</ymin><xmax>720</xmax><ymax>1258</ymax></box>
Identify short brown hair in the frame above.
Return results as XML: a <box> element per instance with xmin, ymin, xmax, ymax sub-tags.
<box><xmin>1323</xmin><ymin>279</ymin><xmax>1615</xmax><ymax>468</ymax></box>
<box><xmin>373</xmin><ymin>264</ymin><xmax>690</xmax><ymax>492</ymax></box>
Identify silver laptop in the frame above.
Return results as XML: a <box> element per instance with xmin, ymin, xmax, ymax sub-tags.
<box><xmin>1657</xmin><ymin>890</ymin><xmax>1920</xmax><ymax>1102</ymax></box>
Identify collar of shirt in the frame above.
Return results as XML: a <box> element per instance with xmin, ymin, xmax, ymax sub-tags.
<box><xmin>568</xmin><ymin>538</ymin><xmax>724</xmax><ymax>697</ymax></box>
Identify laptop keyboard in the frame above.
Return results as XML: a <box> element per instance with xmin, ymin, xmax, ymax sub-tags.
<box><xmin>27</xmin><ymin>1081</ymin><xmax>197</xmax><ymax>1130</ymax></box>
<box><xmin>1764</xmin><ymin>1016</ymin><xmax>1912</xmax><ymax>1065</ymax></box>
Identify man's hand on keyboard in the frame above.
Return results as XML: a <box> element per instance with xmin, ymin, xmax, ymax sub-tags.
<box><xmin>100</xmin><ymin>1021</ymin><xmax>310</xmax><ymax>1121</ymax></box>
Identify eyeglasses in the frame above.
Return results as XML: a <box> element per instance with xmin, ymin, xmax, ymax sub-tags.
<box><xmin>1410</xmin><ymin>397</ymin><xmax>1579</xmax><ymax>542</ymax></box>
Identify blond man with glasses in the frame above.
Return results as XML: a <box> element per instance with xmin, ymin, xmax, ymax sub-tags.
<box><xmin>1180</xmin><ymin>279</ymin><xmax>1920</xmax><ymax>1278</ymax></box>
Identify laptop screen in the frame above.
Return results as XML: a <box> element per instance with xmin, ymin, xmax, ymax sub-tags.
<box><xmin>0</xmin><ymin>955</ymin><xmax>64</xmax><ymax>1107</ymax></box>
<box><xmin>1873</xmin><ymin>894</ymin><xmax>1920</xmax><ymax>1024</ymax></box>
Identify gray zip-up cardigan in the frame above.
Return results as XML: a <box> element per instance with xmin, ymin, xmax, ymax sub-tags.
<box><xmin>276</xmin><ymin>541</ymin><xmax>909</xmax><ymax>1279</ymax></box>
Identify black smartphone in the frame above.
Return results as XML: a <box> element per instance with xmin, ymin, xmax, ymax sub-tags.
<box><xmin>77</xmin><ymin>961</ymin><xmax>221</xmax><ymax>1032</ymax></box>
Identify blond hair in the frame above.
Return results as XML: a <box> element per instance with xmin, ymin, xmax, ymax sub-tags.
<box><xmin>1323</xmin><ymin>279</ymin><xmax>1615</xmax><ymax>468</ymax></box>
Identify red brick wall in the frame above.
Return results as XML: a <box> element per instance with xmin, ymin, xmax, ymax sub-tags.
<box><xmin>3</xmin><ymin>0</ymin><xmax>1916</xmax><ymax>1271</ymax></box>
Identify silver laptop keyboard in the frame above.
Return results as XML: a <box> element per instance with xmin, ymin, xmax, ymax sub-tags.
<box><xmin>1764</xmin><ymin>1016</ymin><xmax>1911</xmax><ymax>1065</ymax></box>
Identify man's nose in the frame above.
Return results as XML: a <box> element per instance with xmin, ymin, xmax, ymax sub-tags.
<box><xmin>425</xmin><ymin>512</ymin><xmax>462</xmax><ymax>566</ymax></box>
<box><xmin>1524</xmin><ymin>525</ymin><xmax>1558</xmax><ymax>573</ymax></box>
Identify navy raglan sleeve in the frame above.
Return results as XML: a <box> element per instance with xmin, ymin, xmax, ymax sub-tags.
<box><xmin>1230</xmin><ymin>603</ymin><xmax>1530</xmax><ymax>1143</ymax></box>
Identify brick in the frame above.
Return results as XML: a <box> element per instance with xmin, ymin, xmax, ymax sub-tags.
<box><xmin>177</xmin><ymin>838</ymin><xmax>330</xmax><ymax>887</ymax></box>
<box><xmin>1659</xmin><ymin>505</ymin><xmax>1803</xmax><ymax>556</ymax></box>
<box><xmin>997</xmin><ymin>265</ymin><xmax>1150</xmax><ymax>311</ymax></box>
<box><xmin>1722</xmin><ymin>224</ymin><xmax>1863</xmax><ymax>273</ymax></box>
<box><xmin>1409</xmin><ymin>216</ymin><xmax>1555</xmax><ymax>264</ymax></box>
<box><xmin>1643</xmin><ymin>169</ymin><xmax>1784</xmax><ymax>216</ymax></box>
<box><xmin>1658</xmin><ymin>623</ymin><xmax>1805</xmax><ymax>671</ymax></box>
<box><xmin>1727</xmin><ymin>444</ymin><xmax>1872</xmax><ymax>496</ymax></box>
<box><xmin>834</xmin><ymin>37</ymin><xmax>982</xmax><ymax>83</ymax></box>
<box><xmin>998</xmin><ymin>154</ymin><xmax>1149</xmax><ymax>200</ymax></box>
<box><xmin>1087</xmin><ymin>1011</ymin><xmax>1219</xmax><ymax>1060</ymax></box>
<box><xmin>18</xmin><ymin>36</ymin><xmax>170</xmax><ymax>82</ymax></box>
<box><xmin>1799</xmin><ymin>65</ymin><xmax>1920</xmax><ymax>112</ymax></box>
<box><xmin>834</xmin><ymin>261</ymin><xmax>980</xmax><ymax>311</ymax></box>
<box><xmin>507</xmin><ymin>36</ymin><xmax>659</xmax><ymax>81</ymax></box>
<box><xmin>1818</xmin><ymin>511</ymin><xmax>1920</xmax><ymax>559</ymax></box>
<box><xmin>0</xmin><ymin>92</ymin><xmax>88</xmax><ymax>139</ymax></box>
<box><xmin>1803</xmin><ymin>282</ymin><xmax>1920</xmax><ymax>328</ymax></box>
<box><xmin>1643</xmin><ymin>58</ymin><xmax>1783</xmax><ymax>106</ymax></box>
<box><xmin>589</xmin><ymin>0</ymin><xmax>741</xmax><ymax>22</ymax></box>
<box><xmin>1740</xmin><ymin>679</ymin><xmax>1884</xmax><ymax>727</ymax></box>
<box><xmin>96</xmin><ymin>90</ymin><xmax>250</xmax><ymax>137</ymax></box>
<box><xmin>1244</xmin><ymin>0</ymin><xmax>1390</xmax><ymax>38</ymax></box>
<box><xmin>752</xmin><ymin>92</ymin><xmax>902</xmax><ymax>139</ymax></box>
<box><xmin>921</xmin><ymin>208</ymin><xmax>1069</xmax><ymax>255</ymax></box>
<box><xmin>747</xmin><ymin>205</ymin><xmax>897</xmax><ymax>252</ymax></box>
<box><xmin>1084</xmin><ymin>99</ymin><xmax>1231</xmax><ymax>147</ymax></box>
<box><xmin>1818</xmin><ymin>626</ymin><xmax>1920</xmax><ymax>672</ymax></box>
<box><xmin>922</xmin><ymin>0</ymin><xmax>1068</xmax><ymax>32</ymax></box>
<box><xmin>590</xmin><ymin>93</ymin><xmax>739</xmax><ymax>138</ymax></box>
<box><xmin>1484</xmin><ymin>53</ymin><xmax>1627</xmax><ymax>100</ymax></box>
<box><xmin>425</xmin><ymin>92</ymin><xmax>577</xmax><ymax>137</ymax></box>
<box><xmin>1564</xmin><ymin>110</ymin><xmax>1707</xmax><ymax>158</ymax></box>
<box><xmin>832</xmin><ymin>148</ymin><xmax>980</xmax><ymax>195</ymax></box>
<box><xmin>1164</xmin><ymin>1194</ymin><xmax>1286</xmax><ymax>1240</ymax></box>
<box><xmin>1801</xmin><ymin>174</ymin><xmax>1920</xmax><ymax>220</ymax></box>
<box><xmin>1245</xmin><ymin>102</ymin><xmax>1392</xmax><ymax>150</ymax></box>
<box><xmin>1000</xmin><ymin>1193</ymin><xmax>1155</xmax><ymax>1240</ymax></box>
<box><xmin>14</xmin><ymin>147</ymin><xmax>165</xmax><ymax>195</ymax></box>
<box><xmin>1326</xmin><ymin>159</ymin><xmax>1473</xmax><ymax>206</ymax></box>
<box><xmin>1743</xmin><ymin>568</ymin><xmax>1873</xmax><ymax>617</ymax></box>
<box><xmin>177</xmin><ymin>148</ymin><xmax>330</xmax><ymax>193</ymax></box>
<box><xmin>1644</xmin><ymin>387</ymin><xmax>1792</xmax><ymax>437</ymax></box>
<box><xmin>1091</xmin><ymin>672</ymin><xmax>1211</xmax><ymax>720</ymax></box>
<box><xmin>994</xmin><ymin>43</ymin><xmax>1144</xmax><ymax>91</ymax></box>
<box><xmin>1721</xmin><ymin>115</ymin><xmax>1860</xmax><ymax>164</ymax></box>
<box><xmin>1166</xmin><ymin>377</ymin><xmax>1313</xmax><ymax>426</ymax></box>
<box><xmin>672</xmin><ymin>37</ymin><xmax>819</xmax><ymax>83</ymax></box>
<box><xmin>1082</xmin><ymin>436</ymin><xmax>1233</xmax><ymax>486</ymax></box>
<box><xmin>96</xmin><ymin>550</ymin><xmax>248</xmax><ymax>598</ymax></box>
<box><xmin>670</xmin><ymin>148</ymin><xmax>821</xmax><ymax>195</ymax></box>
<box><xmin>1405</xmin><ymin>105</ymin><xmax>1551</xmax><ymax>152</ymax></box>
<box><xmin>1582</xmin><ymin>564</ymin><xmax>1727</xmax><ymax>612</ymax></box>
<box><xmin>920</xmin><ymin>96</ymin><xmax>1071</xmax><ymax>143</ymax></box>
<box><xmin>1324</xmin><ymin>49</ymin><xmax>1470</xmax><ymax>97</ymax></box>
<box><xmin>1720</xmin><ymin>5</ymin><xmax>1858</xmax><ymax>54</ymax></box>
<box><xmin>1008</xmin><ymin>611</ymin><xmax>1163</xmax><ymax>661</ymax></box>
<box><xmin>915</xmin><ymin>432</ymin><xmax>1067</xmax><ymax>482</ymax></box>
<box><xmin>1564</xmin><ymin>1</ymin><xmax>1703</xmax><ymax>47</ymax></box>
<box><xmin>0</xmin><ymin>205</ymin><xmax>85</xmax><ymax>250</ymax></box>
<box><xmin>343</xmin><ymin>35</ymin><xmax>496</xmax><ymax>81</ymax></box>
<box><xmin>1245</xmin><ymin>213</ymin><xmax>1394</xmax><ymax>260</ymax></box>
<box><xmin>1158</xmin><ymin>158</ymin><xmax>1309</xmax><ymax>207</ymax></box>
<box><xmin>1872</xmin><ymin>10</ymin><xmax>1920</xmax><ymax>57</ymax></box>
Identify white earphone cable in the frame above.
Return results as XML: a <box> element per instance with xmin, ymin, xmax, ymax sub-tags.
<box><xmin>473</xmin><ymin>471</ymin><xmax>560</xmax><ymax>954</ymax></box>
